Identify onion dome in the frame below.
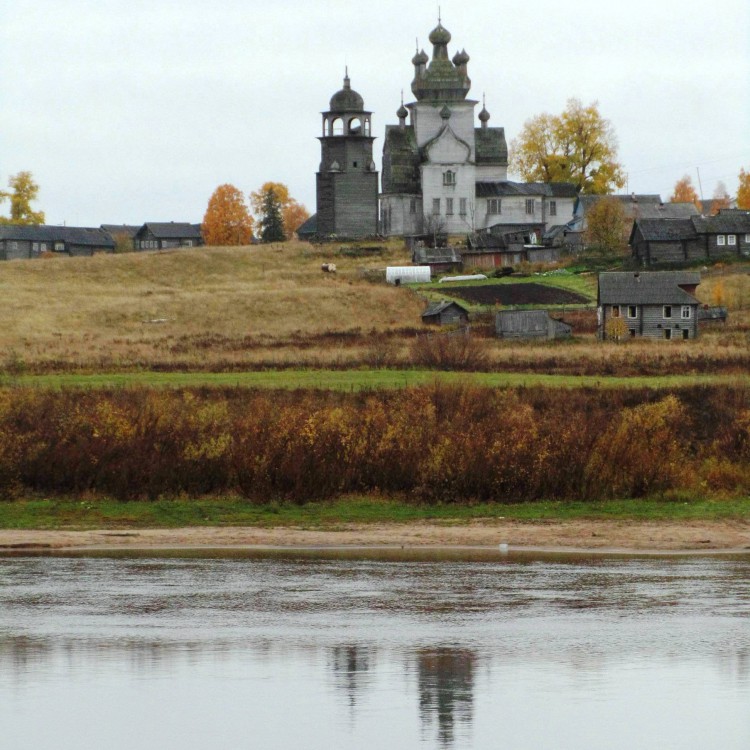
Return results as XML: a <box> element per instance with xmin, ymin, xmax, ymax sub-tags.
<box><xmin>412</xmin><ymin>48</ymin><xmax>428</xmax><ymax>66</ymax></box>
<box><xmin>478</xmin><ymin>106</ymin><xmax>490</xmax><ymax>123</ymax></box>
<box><xmin>397</xmin><ymin>103</ymin><xmax>409</xmax><ymax>119</ymax></box>
<box><xmin>440</xmin><ymin>104</ymin><xmax>452</xmax><ymax>120</ymax></box>
<box><xmin>429</xmin><ymin>22</ymin><xmax>451</xmax><ymax>46</ymax></box>
<box><xmin>329</xmin><ymin>72</ymin><xmax>364</xmax><ymax>113</ymax></box>
<box><xmin>452</xmin><ymin>49</ymin><xmax>470</xmax><ymax>67</ymax></box>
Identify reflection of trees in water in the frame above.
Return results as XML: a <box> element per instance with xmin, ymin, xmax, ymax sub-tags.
<box><xmin>417</xmin><ymin>647</ymin><xmax>475</xmax><ymax>747</ymax></box>
<box><xmin>329</xmin><ymin>644</ymin><xmax>374</xmax><ymax>708</ymax></box>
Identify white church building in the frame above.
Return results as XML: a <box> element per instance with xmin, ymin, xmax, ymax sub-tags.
<box><xmin>380</xmin><ymin>21</ymin><xmax>577</xmax><ymax>238</ymax></box>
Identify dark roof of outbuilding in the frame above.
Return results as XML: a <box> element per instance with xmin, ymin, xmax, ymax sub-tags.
<box><xmin>633</xmin><ymin>218</ymin><xmax>698</xmax><ymax>242</ymax></box>
<box><xmin>476</xmin><ymin>181</ymin><xmax>577</xmax><ymax>198</ymax></box>
<box><xmin>296</xmin><ymin>213</ymin><xmax>317</xmax><ymax>237</ymax></box>
<box><xmin>382</xmin><ymin>125</ymin><xmax>421</xmax><ymax>194</ymax></box>
<box><xmin>422</xmin><ymin>300</ymin><xmax>468</xmax><ymax>317</ymax></box>
<box><xmin>137</xmin><ymin>222</ymin><xmax>203</xmax><ymax>239</ymax></box>
<box><xmin>496</xmin><ymin>309</ymin><xmax>572</xmax><ymax>333</ymax></box>
<box><xmin>691</xmin><ymin>210</ymin><xmax>750</xmax><ymax>234</ymax></box>
<box><xmin>474</xmin><ymin>127</ymin><xmax>508</xmax><ymax>166</ymax></box>
<box><xmin>0</xmin><ymin>224</ymin><xmax>115</xmax><ymax>247</ymax></box>
<box><xmin>598</xmin><ymin>271</ymin><xmax>700</xmax><ymax>305</ymax></box>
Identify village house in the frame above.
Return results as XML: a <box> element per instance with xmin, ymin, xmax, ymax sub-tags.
<box><xmin>597</xmin><ymin>271</ymin><xmax>701</xmax><ymax>340</ymax></box>
<box><xmin>495</xmin><ymin>309</ymin><xmax>572</xmax><ymax>340</ymax></box>
<box><xmin>570</xmin><ymin>194</ymin><xmax>699</xmax><ymax>233</ymax></box>
<box><xmin>133</xmin><ymin>222</ymin><xmax>203</xmax><ymax>251</ymax></box>
<box><xmin>0</xmin><ymin>225</ymin><xmax>115</xmax><ymax>260</ymax></box>
<box><xmin>421</xmin><ymin>300</ymin><xmax>470</xmax><ymax>326</ymax></box>
<box><xmin>630</xmin><ymin>209</ymin><xmax>750</xmax><ymax>266</ymax></box>
<box><xmin>464</xmin><ymin>224</ymin><xmax>560</xmax><ymax>269</ymax></box>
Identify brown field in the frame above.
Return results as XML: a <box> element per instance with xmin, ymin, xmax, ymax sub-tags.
<box><xmin>0</xmin><ymin>241</ymin><xmax>748</xmax><ymax>375</ymax></box>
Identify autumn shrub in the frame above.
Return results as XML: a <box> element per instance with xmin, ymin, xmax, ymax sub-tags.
<box><xmin>409</xmin><ymin>331</ymin><xmax>490</xmax><ymax>370</ymax></box>
<box><xmin>0</xmin><ymin>385</ymin><xmax>748</xmax><ymax>503</ymax></box>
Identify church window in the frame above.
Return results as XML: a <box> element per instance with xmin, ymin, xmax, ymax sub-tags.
<box><xmin>549</xmin><ymin>200</ymin><xmax>557</xmax><ymax>216</ymax></box>
<box><xmin>459</xmin><ymin>198</ymin><xmax>467</xmax><ymax>216</ymax></box>
<box><xmin>487</xmin><ymin>198</ymin><xmax>501</xmax><ymax>215</ymax></box>
<box><xmin>410</xmin><ymin>199</ymin><xmax>417</xmax><ymax>214</ymax></box>
<box><xmin>432</xmin><ymin>198</ymin><xmax>441</xmax><ymax>215</ymax></box>
<box><xmin>348</xmin><ymin>117</ymin><xmax>362</xmax><ymax>135</ymax></box>
<box><xmin>525</xmin><ymin>199</ymin><xmax>535</xmax><ymax>215</ymax></box>
<box><xmin>443</xmin><ymin>170</ymin><xmax>456</xmax><ymax>186</ymax></box>
<box><xmin>446</xmin><ymin>198</ymin><xmax>454</xmax><ymax>215</ymax></box>
<box><xmin>331</xmin><ymin>118</ymin><xmax>344</xmax><ymax>135</ymax></box>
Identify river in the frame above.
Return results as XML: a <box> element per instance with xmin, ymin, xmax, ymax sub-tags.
<box><xmin>0</xmin><ymin>550</ymin><xmax>748</xmax><ymax>749</ymax></box>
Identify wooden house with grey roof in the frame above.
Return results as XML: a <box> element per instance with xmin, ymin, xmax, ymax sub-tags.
<box><xmin>0</xmin><ymin>225</ymin><xmax>115</xmax><ymax>260</ymax></box>
<box><xmin>597</xmin><ymin>271</ymin><xmax>701</xmax><ymax>340</ymax></box>
<box><xmin>133</xmin><ymin>222</ymin><xmax>203</xmax><ymax>251</ymax></box>
<box><xmin>630</xmin><ymin>209</ymin><xmax>750</xmax><ymax>265</ymax></box>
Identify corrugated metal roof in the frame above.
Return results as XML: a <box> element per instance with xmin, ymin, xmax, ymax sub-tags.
<box><xmin>598</xmin><ymin>271</ymin><xmax>700</xmax><ymax>305</ymax></box>
<box><xmin>476</xmin><ymin>181</ymin><xmax>577</xmax><ymax>198</ymax></box>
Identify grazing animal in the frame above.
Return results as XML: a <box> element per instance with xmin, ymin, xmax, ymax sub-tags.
<box><xmin>321</xmin><ymin>263</ymin><xmax>337</xmax><ymax>273</ymax></box>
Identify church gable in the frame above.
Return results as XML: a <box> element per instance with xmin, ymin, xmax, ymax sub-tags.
<box><xmin>424</xmin><ymin>125</ymin><xmax>471</xmax><ymax>165</ymax></box>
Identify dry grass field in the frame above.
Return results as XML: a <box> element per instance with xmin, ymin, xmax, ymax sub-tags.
<box><xmin>0</xmin><ymin>241</ymin><xmax>748</xmax><ymax>375</ymax></box>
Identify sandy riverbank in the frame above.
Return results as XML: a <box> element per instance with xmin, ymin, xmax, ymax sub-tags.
<box><xmin>0</xmin><ymin>518</ymin><xmax>749</xmax><ymax>554</ymax></box>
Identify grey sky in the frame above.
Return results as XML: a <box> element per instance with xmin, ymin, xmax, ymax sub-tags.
<box><xmin>2</xmin><ymin>0</ymin><xmax>749</xmax><ymax>226</ymax></box>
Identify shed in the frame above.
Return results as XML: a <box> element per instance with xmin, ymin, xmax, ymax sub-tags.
<box><xmin>422</xmin><ymin>300</ymin><xmax>470</xmax><ymax>326</ymax></box>
<box><xmin>412</xmin><ymin>245</ymin><xmax>462</xmax><ymax>272</ymax></box>
<box><xmin>495</xmin><ymin>310</ymin><xmax>572</xmax><ymax>339</ymax></box>
<box><xmin>386</xmin><ymin>266</ymin><xmax>430</xmax><ymax>284</ymax></box>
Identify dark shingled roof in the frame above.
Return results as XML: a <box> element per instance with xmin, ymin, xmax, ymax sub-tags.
<box><xmin>101</xmin><ymin>224</ymin><xmax>140</xmax><ymax>238</ymax></box>
<box><xmin>382</xmin><ymin>125</ymin><xmax>421</xmax><ymax>194</ymax></box>
<box><xmin>598</xmin><ymin>271</ymin><xmax>700</xmax><ymax>305</ymax></box>
<box><xmin>633</xmin><ymin>218</ymin><xmax>698</xmax><ymax>242</ymax></box>
<box><xmin>0</xmin><ymin>224</ymin><xmax>115</xmax><ymax>247</ymax></box>
<box><xmin>476</xmin><ymin>181</ymin><xmax>577</xmax><ymax>198</ymax></box>
<box><xmin>691</xmin><ymin>210</ymin><xmax>750</xmax><ymax>234</ymax></box>
<box><xmin>422</xmin><ymin>300</ymin><xmax>468</xmax><ymax>318</ymax></box>
<box><xmin>474</xmin><ymin>127</ymin><xmax>508</xmax><ymax>166</ymax></box>
<box><xmin>138</xmin><ymin>222</ymin><xmax>202</xmax><ymax>239</ymax></box>
<box><xmin>296</xmin><ymin>213</ymin><xmax>317</xmax><ymax>237</ymax></box>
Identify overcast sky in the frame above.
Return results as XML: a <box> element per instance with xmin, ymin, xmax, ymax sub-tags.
<box><xmin>2</xmin><ymin>0</ymin><xmax>749</xmax><ymax>226</ymax></box>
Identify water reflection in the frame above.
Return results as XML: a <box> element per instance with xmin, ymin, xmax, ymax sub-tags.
<box><xmin>417</xmin><ymin>647</ymin><xmax>476</xmax><ymax>747</ymax></box>
<box><xmin>0</xmin><ymin>554</ymin><xmax>748</xmax><ymax>750</ymax></box>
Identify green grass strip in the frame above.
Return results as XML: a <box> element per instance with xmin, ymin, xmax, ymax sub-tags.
<box><xmin>1</xmin><ymin>370</ymin><xmax>748</xmax><ymax>391</ymax></box>
<box><xmin>0</xmin><ymin>496</ymin><xmax>748</xmax><ymax>531</ymax></box>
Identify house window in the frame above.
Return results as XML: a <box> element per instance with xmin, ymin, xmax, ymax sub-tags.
<box><xmin>681</xmin><ymin>305</ymin><xmax>691</xmax><ymax>319</ymax></box>
<box><xmin>54</xmin><ymin>242</ymin><xmax>64</xmax><ymax>252</ymax></box>
<box><xmin>443</xmin><ymin>170</ymin><xmax>456</xmax><ymax>186</ymax></box>
<box><xmin>663</xmin><ymin>305</ymin><xmax>672</xmax><ymax>319</ymax></box>
<box><xmin>32</xmin><ymin>242</ymin><xmax>39</xmax><ymax>251</ymax></box>
<box><xmin>487</xmin><ymin>198</ymin><xmax>501</xmax><ymax>215</ymax></box>
<box><xmin>459</xmin><ymin>198</ymin><xmax>467</xmax><ymax>216</ymax></box>
<box><xmin>627</xmin><ymin>305</ymin><xmax>637</xmax><ymax>319</ymax></box>
<box><xmin>611</xmin><ymin>305</ymin><xmax>620</xmax><ymax>318</ymax></box>
<box><xmin>432</xmin><ymin>198</ymin><xmax>440</xmax><ymax>215</ymax></box>
<box><xmin>728</xmin><ymin>235</ymin><xmax>736</xmax><ymax>246</ymax></box>
<box><xmin>745</xmin><ymin>234</ymin><xmax>750</xmax><ymax>243</ymax></box>
<box><xmin>549</xmin><ymin>200</ymin><xmax>557</xmax><ymax>216</ymax></box>
<box><xmin>40</xmin><ymin>243</ymin><xmax>47</xmax><ymax>251</ymax></box>
<box><xmin>185</xmin><ymin>240</ymin><xmax>193</xmax><ymax>247</ymax></box>
<box><xmin>409</xmin><ymin>199</ymin><xmax>417</xmax><ymax>215</ymax></box>
<box><xmin>717</xmin><ymin>235</ymin><xmax>726</xmax><ymax>246</ymax></box>
<box><xmin>446</xmin><ymin>198</ymin><xmax>454</xmax><ymax>215</ymax></box>
<box><xmin>664</xmin><ymin>329</ymin><xmax>672</xmax><ymax>340</ymax></box>
<box><xmin>525</xmin><ymin>199</ymin><xmax>535</xmax><ymax>215</ymax></box>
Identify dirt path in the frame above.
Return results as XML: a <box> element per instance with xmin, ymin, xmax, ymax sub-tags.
<box><xmin>1</xmin><ymin>518</ymin><xmax>749</xmax><ymax>554</ymax></box>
